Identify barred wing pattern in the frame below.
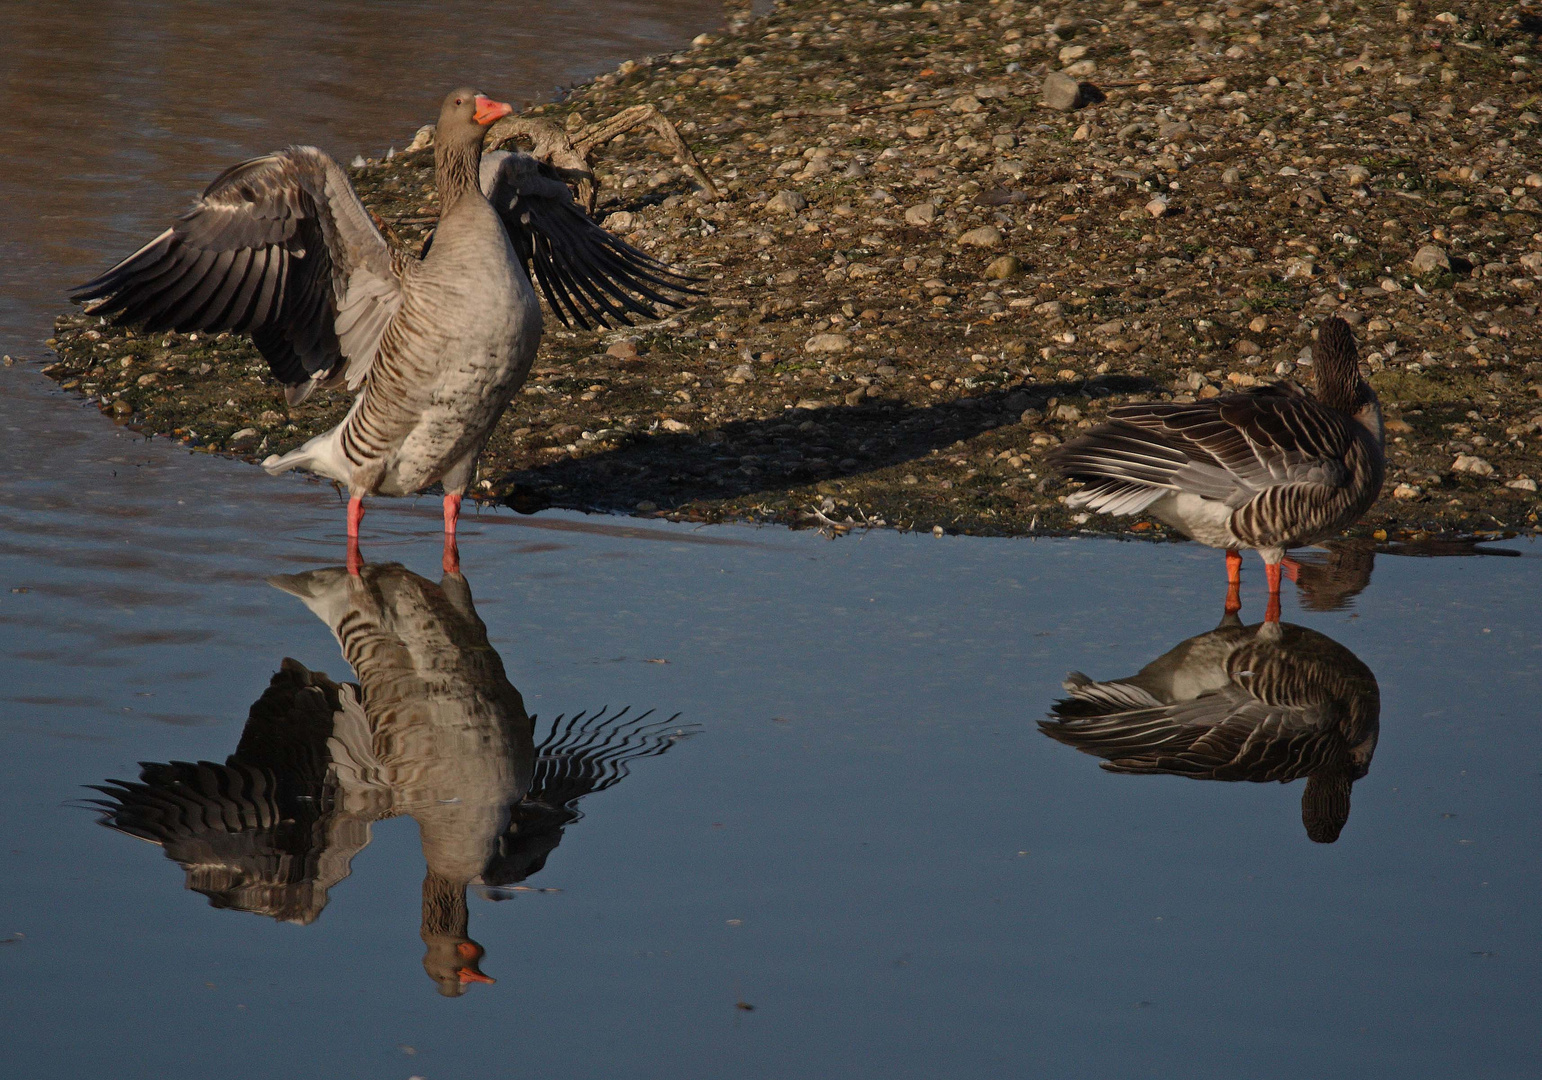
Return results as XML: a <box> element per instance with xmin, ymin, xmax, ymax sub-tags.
<box><xmin>83</xmin><ymin>660</ymin><xmax>371</xmax><ymax>924</ymax></box>
<box><xmin>482</xmin><ymin>707</ymin><xmax>696</xmax><ymax>888</ymax></box>
<box><xmin>71</xmin><ymin>147</ymin><xmax>400</xmax><ymax>403</ymax></box>
<box><xmin>479</xmin><ymin>149</ymin><xmax>698</xmax><ymax>329</ymax></box>
<box><xmin>1052</xmin><ymin>384</ymin><xmax>1358</xmax><ymax>519</ymax></box>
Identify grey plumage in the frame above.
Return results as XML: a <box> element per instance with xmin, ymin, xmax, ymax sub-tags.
<box><xmin>1042</xmin><ymin>615</ymin><xmax>1380</xmax><ymax>843</ymax></box>
<box><xmin>72</xmin><ymin>87</ymin><xmax>695</xmax><ymax>507</ymax></box>
<box><xmin>1048</xmin><ymin>317</ymin><xmax>1385</xmax><ymax>561</ymax></box>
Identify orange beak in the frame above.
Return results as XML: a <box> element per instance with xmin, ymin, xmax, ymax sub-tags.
<box><xmin>473</xmin><ymin>96</ymin><xmax>513</xmax><ymax>125</ymax></box>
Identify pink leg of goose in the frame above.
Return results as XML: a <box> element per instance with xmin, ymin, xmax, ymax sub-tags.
<box><xmin>346</xmin><ymin>496</ymin><xmax>366</xmax><ymax>577</ymax></box>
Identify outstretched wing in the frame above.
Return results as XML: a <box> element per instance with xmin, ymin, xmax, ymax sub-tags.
<box><xmin>1051</xmin><ymin>384</ymin><xmax>1357</xmax><ymax>516</ymax></box>
<box><xmin>71</xmin><ymin>146</ymin><xmax>401</xmax><ymax>404</ymax></box>
<box><xmin>480</xmin><ymin>149</ymin><xmax>698</xmax><ymax>329</ymax></box>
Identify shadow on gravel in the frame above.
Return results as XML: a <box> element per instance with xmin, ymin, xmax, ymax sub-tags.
<box><xmin>496</xmin><ymin>373</ymin><xmax>1165</xmax><ymax>515</ymax></box>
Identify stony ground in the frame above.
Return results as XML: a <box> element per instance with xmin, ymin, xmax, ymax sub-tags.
<box><xmin>40</xmin><ymin>0</ymin><xmax>1542</xmax><ymax>540</ymax></box>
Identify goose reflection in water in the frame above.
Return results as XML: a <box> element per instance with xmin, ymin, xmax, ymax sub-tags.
<box><xmin>89</xmin><ymin>561</ymin><xmax>693</xmax><ymax>996</ymax></box>
<box><xmin>1041</xmin><ymin>611</ymin><xmax>1379</xmax><ymax>843</ymax></box>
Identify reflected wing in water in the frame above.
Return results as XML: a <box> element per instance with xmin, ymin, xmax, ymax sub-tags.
<box><xmin>481</xmin><ymin>707</ymin><xmax>697</xmax><ymax>889</ymax></box>
<box><xmin>1042</xmin><ymin>617</ymin><xmax>1380</xmax><ymax>842</ymax></box>
<box><xmin>86</xmin><ymin>659</ymin><xmax>372</xmax><ymax>923</ymax></box>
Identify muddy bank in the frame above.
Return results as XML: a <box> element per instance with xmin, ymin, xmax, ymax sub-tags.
<box><xmin>39</xmin><ymin>0</ymin><xmax>1542</xmax><ymax>540</ymax></box>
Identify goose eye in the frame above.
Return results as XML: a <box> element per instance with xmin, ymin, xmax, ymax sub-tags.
<box><xmin>455</xmin><ymin>98</ymin><xmax>463</xmax><ymax>105</ymax></box>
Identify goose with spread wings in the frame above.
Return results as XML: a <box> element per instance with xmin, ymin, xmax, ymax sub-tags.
<box><xmin>1048</xmin><ymin>317</ymin><xmax>1384</xmax><ymax>618</ymax></box>
<box><xmin>1041</xmin><ymin>614</ymin><xmax>1380</xmax><ymax>843</ymax></box>
<box><xmin>72</xmin><ymin>87</ymin><xmax>695</xmax><ymax>567</ymax></box>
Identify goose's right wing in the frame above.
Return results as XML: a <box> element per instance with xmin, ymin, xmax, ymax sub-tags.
<box><xmin>71</xmin><ymin>146</ymin><xmax>401</xmax><ymax>404</ymax></box>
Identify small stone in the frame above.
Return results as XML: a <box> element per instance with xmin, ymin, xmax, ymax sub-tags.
<box><xmin>764</xmin><ymin>190</ymin><xmax>807</xmax><ymax>215</ymax></box>
<box><xmin>1507</xmin><ymin>477</ymin><xmax>1538</xmax><ymax>492</ymax></box>
<box><xmin>636</xmin><ymin>500</ymin><xmax>659</xmax><ymax>512</ymax></box>
<box><xmin>660</xmin><ymin>418</ymin><xmax>691</xmax><ymax>433</ymax></box>
<box><xmin>1222</xmin><ymin>167</ymin><xmax>1241</xmax><ymax>184</ymax></box>
<box><xmin>1058</xmin><ymin>45</ymin><xmax>1089</xmax><ymax>64</ymax></box>
<box><xmin>405</xmin><ymin>124</ymin><xmax>434</xmax><ymax>152</ymax></box>
<box><xmin>603</xmin><ymin>210</ymin><xmax>636</xmax><ymax>233</ymax></box>
<box><xmin>1053</xmin><ymin>404</ymin><xmax>1082</xmax><ymax>422</ymax></box>
<box><xmin>1236</xmin><ymin>340</ymin><xmax>1262</xmax><ymax>357</ymax></box>
<box><xmin>949</xmin><ymin>94</ymin><xmax>983</xmax><ymax>114</ymax></box>
<box><xmin>606</xmin><ymin>340</ymin><xmax>640</xmax><ymax>359</ymax></box>
<box><xmin>1041</xmin><ymin>71</ymin><xmax>1103</xmax><ymax>112</ymax></box>
<box><xmin>1411</xmin><ymin>244</ymin><xmax>1451</xmax><ymax>273</ymax></box>
<box><xmin>1345</xmin><ymin>164</ymin><xmax>1372</xmax><ymax>185</ymax></box>
<box><xmin>1452</xmin><ymin>455</ymin><xmax>1494</xmax><ymax>476</ymax></box>
<box><xmin>1393</xmin><ymin>483</ymin><xmax>1423</xmax><ymax>499</ymax></box>
<box><xmin>904</xmin><ymin>201</ymin><xmax>937</xmax><ymax>226</ymax></box>
<box><xmin>1526</xmin><ymin>174</ymin><xmax>1542</xmax><ymax>189</ymax></box>
<box><xmin>982</xmin><ymin>255</ymin><xmax>1023</xmax><ymax>280</ymax></box>
<box><xmin>110</xmin><ymin>399</ymin><xmax>133</xmax><ymax>416</ymax></box>
<box><xmin>959</xmin><ymin>226</ymin><xmax>1004</xmax><ymax>248</ymax></box>
<box><xmin>804</xmin><ymin>333</ymin><xmax>851</xmax><ymax>354</ymax></box>
<box><xmin>228</xmin><ymin>428</ymin><xmax>259</xmax><ymax>445</ymax></box>
<box><xmin>932</xmin><ymin>525</ymin><xmax>945</xmax><ymax>537</ymax></box>
<box><xmin>1145</xmin><ymin>197</ymin><xmax>1169</xmax><ymax>218</ymax></box>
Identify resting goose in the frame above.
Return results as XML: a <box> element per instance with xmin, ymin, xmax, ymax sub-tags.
<box><xmin>1041</xmin><ymin>613</ymin><xmax>1380</xmax><ymax>843</ymax></box>
<box><xmin>1049</xmin><ymin>317</ymin><xmax>1384</xmax><ymax>619</ymax></box>
<box><xmin>73</xmin><ymin>87</ymin><xmax>694</xmax><ymax>566</ymax></box>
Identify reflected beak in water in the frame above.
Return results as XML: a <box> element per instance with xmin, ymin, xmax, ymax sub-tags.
<box><xmin>456</xmin><ymin>940</ymin><xmax>495</xmax><ymax>984</ymax></box>
<box><xmin>473</xmin><ymin>96</ymin><xmax>513</xmax><ymax>125</ymax></box>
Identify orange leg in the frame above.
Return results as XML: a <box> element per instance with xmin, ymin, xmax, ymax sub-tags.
<box><xmin>1226</xmin><ymin>550</ymin><xmax>1243</xmax><ymax>584</ymax></box>
<box><xmin>347</xmin><ymin>494</ymin><xmax>365</xmax><ymax>539</ymax></box>
<box><xmin>1264</xmin><ymin>560</ymin><xmax>1283</xmax><ymax>624</ymax></box>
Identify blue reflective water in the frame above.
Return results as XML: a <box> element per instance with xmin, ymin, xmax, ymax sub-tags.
<box><xmin>0</xmin><ymin>400</ymin><xmax>1537</xmax><ymax>1076</ymax></box>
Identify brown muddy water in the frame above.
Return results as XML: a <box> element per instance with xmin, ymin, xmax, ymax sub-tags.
<box><xmin>0</xmin><ymin>4</ymin><xmax>1539</xmax><ymax>1079</ymax></box>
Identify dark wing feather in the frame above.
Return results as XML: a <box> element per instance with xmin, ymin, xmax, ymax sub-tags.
<box><xmin>480</xmin><ymin>149</ymin><xmax>699</xmax><ymax>330</ymax></box>
<box><xmin>72</xmin><ymin>147</ymin><xmax>399</xmax><ymax>400</ymax></box>
<box><xmin>1049</xmin><ymin>384</ymin><xmax>1358</xmax><ymax>514</ymax></box>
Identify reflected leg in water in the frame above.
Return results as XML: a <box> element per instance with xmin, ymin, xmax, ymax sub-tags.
<box><xmin>443</xmin><ymin>534</ymin><xmax>461</xmax><ymax>576</ymax></box>
<box><xmin>1281</xmin><ymin>556</ymin><xmax>1302</xmax><ymax>582</ymax></box>
<box><xmin>1225</xmin><ymin>550</ymin><xmax>1242</xmax><ymax>616</ymax></box>
<box><xmin>347</xmin><ymin>536</ymin><xmax>364</xmax><ymax>577</ymax></box>
<box><xmin>1264</xmin><ymin>558</ymin><xmax>1283</xmax><ymax>624</ymax></box>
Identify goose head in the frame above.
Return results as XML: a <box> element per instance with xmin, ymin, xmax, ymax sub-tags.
<box><xmin>434</xmin><ymin>87</ymin><xmax>513</xmax><ymax>200</ymax></box>
<box><xmin>1312</xmin><ymin>315</ymin><xmax>1383</xmax><ymax>444</ymax></box>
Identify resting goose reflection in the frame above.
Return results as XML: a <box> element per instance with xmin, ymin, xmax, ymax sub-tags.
<box><xmin>1040</xmin><ymin>610</ymin><xmax>1380</xmax><ymax>843</ymax></box>
<box><xmin>90</xmin><ymin>561</ymin><xmax>692</xmax><ymax>995</ymax></box>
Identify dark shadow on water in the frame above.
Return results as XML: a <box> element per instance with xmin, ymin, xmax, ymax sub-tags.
<box><xmin>86</xmin><ymin>561</ymin><xmax>695</xmax><ymax>997</ymax></box>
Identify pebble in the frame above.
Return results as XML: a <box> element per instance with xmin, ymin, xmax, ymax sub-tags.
<box><xmin>1145</xmin><ymin>197</ymin><xmax>1169</xmax><ymax>218</ymax></box>
<box><xmin>904</xmin><ymin>202</ymin><xmax>937</xmax><ymax>226</ymax></box>
<box><xmin>660</xmin><ymin>418</ymin><xmax>691</xmax><ymax>433</ymax></box>
<box><xmin>1393</xmin><ymin>483</ymin><xmax>1423</xmax><ymax>499</ymax></box>
<box><xmin>603</xmin><ymin>210</ymin><xmax>636</xmax><ymax>233</ymax></box>
<box><xmin>764</xmin><ymin>190</ymin><xmax>807</xmax><ymax>215</ymax></box>
<box><xmin>959</xmin><ymin>226</ymin><xmax>1003</xmax><ymax>249</ymax></box>
<box><xmin>982</xmin><ymin>255</ymin><xmax>1023</xmax><ymax>280</ymax></box>
<box><xmin>1506</xmin><ymin>477</ymin><xmax>1538</xmax><ymax>492</ymax></box>
<box><xmin>804</xmin><ymin>333</ymin><xmax>851</xmax><ymax>354</ymax></box>
<box><xmin>1041</xmin><ymin>72</ymin><xmax>1101</xmax><ymax>112</ymax></box>
<box><xmin>1411</xmin><ymin>244</ymin><xmax>1450</xmax><ymax>273</ymax></box>
<box><xmin>1452</xmin><ymin>455</ymin><xmax>1494</xmax><ymax>476</ymax></box>
<box><xmin>1221</xmin><ymin>167</ymin><xmax>1241</xmax><ymax>184</ymax></box>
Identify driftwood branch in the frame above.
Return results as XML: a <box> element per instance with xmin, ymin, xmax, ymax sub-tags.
<box><xmin>488</xmin><ymin>104</ymin><xmax>720</xmax><ymax>214</ymax></box>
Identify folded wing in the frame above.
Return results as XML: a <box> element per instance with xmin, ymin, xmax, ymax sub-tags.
<box><xmin>1051</xmin><ymin>385</ymin><xmax>1356</xmax><ymax>516</ymax></box>
<box><xmin>480</xmin><ymin>149</ymin><xmax>698</xmax><ymax>329</ymax></box>
<box><xmin>71</xmin><ymin>146</ymin><xmax>401</xmax><ymax>404</ymax></box>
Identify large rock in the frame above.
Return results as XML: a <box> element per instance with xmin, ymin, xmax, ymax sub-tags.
<box><xmin>1041</xmin><ymin>71</ymin><xmax>1103</xmax><ymax>111</ymax></box>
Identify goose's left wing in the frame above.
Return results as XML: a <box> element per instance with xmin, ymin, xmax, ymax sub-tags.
<box><xmin>479</xmin><ymin>149</ymin><xmax>698</xmax><ymax>329</ymax></box>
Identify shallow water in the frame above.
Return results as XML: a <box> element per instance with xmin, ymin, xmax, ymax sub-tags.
<box><xmin>2</xmin><ymin>4</ymin><xmax>1540</xmax><ymax>1078</ymax></box>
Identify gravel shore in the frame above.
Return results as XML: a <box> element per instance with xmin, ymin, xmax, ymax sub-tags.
<box><xmin>40</xmin><ymin>0</ymin><xmax>1542</xmax><ymax>540</ymax></box>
